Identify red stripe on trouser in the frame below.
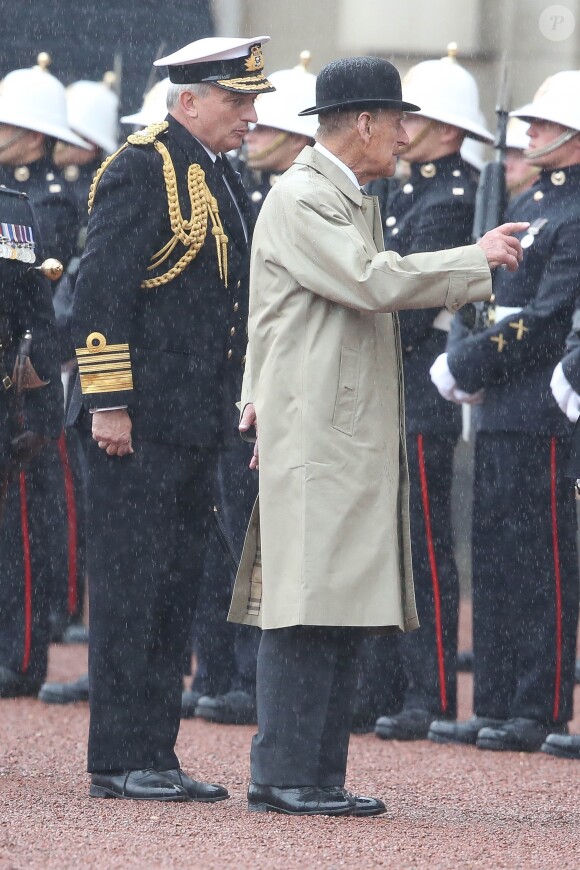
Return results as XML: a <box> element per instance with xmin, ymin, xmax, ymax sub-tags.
<box><xmin>19</xmin><ymin>472</ymin><xmax>32</xmax><ymax>672</ymax></box>
<box><xmin>550</xmin><ymin>437</ymin><xmax>563</xmax><ymax>721</ymax></box>
<box><xmin>417</xmin><ymin>434</ymin><xmax>448</xmax><ymax>713</ymax></box>
<box><xmin>57</xmin><ymin>432</ymin><xmax>78</xmax><ymax>614</ymax></box>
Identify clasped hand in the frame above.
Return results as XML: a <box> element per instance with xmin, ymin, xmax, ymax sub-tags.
<box><xmin>92</xmin><ymin>408</ymin><xmax>134</xmax><ymax>456</ymax></box>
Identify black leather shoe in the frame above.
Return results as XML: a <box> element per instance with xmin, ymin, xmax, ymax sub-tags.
<box><xmin>476</xmin><ymin>718</ymin><xmax>568</xmax><ymax>753</ymax></box>
<box><xmin>90</xmin><ymin>769</ymin><xmax>189</xmax><ymax>801</ymax></box>
<box><xmin>375</xmin><ymin>708</ymin><xmax>435</xmax><ymax>740</ymax></box>
<box><xmin>195</xmin><ymin>689</ymin><xmax>257</xmax><ymax>725</ymax></box>
<box><xmin>540</xmin><ymin>733</ymin><xmax>580</xmax><ymax>760</ymax></box>
<box><xmin>181</xmin><ymin>689</ymin><xmax>203</xmax><ymax>719</ymax></box>
<box><xmin>322</xmin><ymin>787</ymin><xmax>386</xmax><ymax>817</ymax></box>
<box><xmin>428</xmin><ymin>716</ymin><xmax>505</xmax><ymax>746</ymax></box>
<box><xmin>0</xmin><ymin>665</ymin><xmax>41</xmax><ymax>698</ymax></box>
<box><xmin>62</xmin><ymin>624</ymin><xmax>89</xmax><ymax>644</ymax></box>
<box><xmin>247</xmin><ymin>783</ymin><xmax>353</xmax><ymax>816</ymax></box>
<box><xmin>39</xmin><ymin>673</ymin><xmax>89</xmax><ymax>704</ymax></box>
<box><xmin>157</xmin><ymin>769</ymin><xmax>229</xmax><ymax>801</ymax></box>
<box><xmin>456</xmin><ymin>650</ymin><xmax>474</xmax><ymax>672</ymax></box>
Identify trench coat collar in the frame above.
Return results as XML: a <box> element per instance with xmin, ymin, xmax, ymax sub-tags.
<box><xmin>293</xmin><ymin>145</ymin><xmax>364</xmax><ymax>207</ymax></box>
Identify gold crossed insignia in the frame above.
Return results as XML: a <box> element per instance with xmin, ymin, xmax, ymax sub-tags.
<box><xmin>509</xmin><ymin>318</ymin><xmax>529</xmax><ymax>340</ymax></box>
<box><xmin>491</xmin><ymin>334</ymin><xmax>507</xmax><ymax>353</ymax></box>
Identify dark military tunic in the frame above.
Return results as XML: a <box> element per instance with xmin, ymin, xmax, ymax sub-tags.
<box><xmin>358</xmin><ymin>154</ymin><xmax>478</xmax><ymax>723</ymax></box>
<box><xmin>71</xmin><ymin>115</ymin><xmax>253</xmax><ymax>771</ymax></box>
<box><xmin>0</xmin><ymin>188</ymin><xmax>63</xmax><ymax>689</ymax></box>
<box><xmin>447</xmin><ymin>166</ymin><xmax>580</xmax><ymax>724</ymax></box>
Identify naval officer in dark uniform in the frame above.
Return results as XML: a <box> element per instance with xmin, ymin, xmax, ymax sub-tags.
<box><xmin>0</xmin><ymin>188</ymin><xmax>63</xmax><ymax>693</ymax></box>
<box><xmin>71</xmin><ymin>35</ymin><xmax>275</xmax><ymax>802</ymax></box>
<box><xmin>430</xmin><ymin>70</ymin><xmax>580</xmax><ymax>752</ymax></box>
<box><xmin>363</xmin><ymin>47</ymin><xmax>493</xmax><ymax>741</ymax></box>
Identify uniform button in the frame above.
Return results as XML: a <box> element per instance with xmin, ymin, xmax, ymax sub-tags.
<box><xmin>451</xmin><ymin>302</ymin><xmax>460</xmax><ymax>311</ymax></box>
<box><xmin>237</xmin><ymin>280</ymin><xmax>241</xmax><ymax>289</ymax></box>
<box><xmin>385</xmin><ymin>216</ymin><xmax>397</xmax><ymax>227</ymax></box>
<box><xmin>233</xmin><ymin>302</ymin><xmax>239</xmax><ymax>312</ymax></box>
<box><xmin>230</xmin><ymin>327</ymin><xmax>236</xmax><ymax>337</ymax></box>
<box><xmin>227</xmin><ymin>349</ymin><xmax>233</xmax><ymax>359</ymax></box>
<box><xmin>533</xmin><ymin>190</ymin><xmax>544</xmax><ymax>201</ymax></box>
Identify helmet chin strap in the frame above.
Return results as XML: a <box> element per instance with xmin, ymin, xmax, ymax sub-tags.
<box><xmin>399</xmin><ymin>119</ymin><xmax>436</xmax><ymax>155</ymax></box>
<box><xmin>0</xmin><ymin>128</ymin><xmax>27</xmax><ymax>155</ymax></box>
<box><xmin>524</xmin><ymin>128</ymin><xmax>577</xmax><ymax>159</ymax></box>
<box><xmin>246</xmin><ymin>131</ymin><xmax>289</xmax><ymax>165</ymax></box>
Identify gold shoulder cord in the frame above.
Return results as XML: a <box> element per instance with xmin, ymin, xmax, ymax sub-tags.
<box><xmin>87</xmin><ymin>121</ymin><xmax>229</xmax><ymax>288</ymax></box>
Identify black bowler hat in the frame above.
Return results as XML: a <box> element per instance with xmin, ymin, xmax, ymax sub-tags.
<box><xmin>298</xmin><ymin>56</ymin><xmax>420</xmax><ymax>116</ymax></box>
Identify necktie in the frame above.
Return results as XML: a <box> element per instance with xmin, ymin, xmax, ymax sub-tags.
<box><xmin>217</xmin><ymin>155</ymin><xmax>248</xmax><ymax>244</ymax></box>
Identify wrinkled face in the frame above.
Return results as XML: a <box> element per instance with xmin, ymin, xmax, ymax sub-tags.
<box><xmin>526</xmin><ymin>119</ymin><xmax>580</xmax><ymax>169</ymax></box>
<box><xmin>361</xmin><ymin>109</ymin><xmax>409</xmax><ymax>181</ymax></box>
<box><xmin>190</xmin><ymin>86</ymin><xmax>258</xmax><ymax>153</ymax></box>
<box><xmin>244</xmin><ymin>125</ymin><xmax>308</xmax><ymax>171</ymax></box>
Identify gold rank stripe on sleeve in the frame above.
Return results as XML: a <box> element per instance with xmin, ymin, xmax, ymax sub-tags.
<box><xmin>75</xmin><ymin>332</ymin><xmax>133</xmax><ymax>395</ymax></box>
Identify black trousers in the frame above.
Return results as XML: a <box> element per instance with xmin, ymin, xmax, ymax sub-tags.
<box><xmin>192</xmin><ymin>437</ymin><xmax>259</xmax><ymax>695</ymax></box>
<box><xmin>355</xmin><ymin>433</ymin><xmax>459</xmax><ymax>718</ymax></box>
<box><xmin>251</xmin><ymin>626</ymin><xmax>363</xmax><ymax>787</ymax></box>
<box><xmin>0</xmin><ymin>442</ymin><xmax>68</xmax><ymax>684</ymax></box>
<box><xmin>472</xmin><ymin>432</ymin><xmax>579</xmax><ymax>723</ymax></box>
<box><xmin>86</xmin><ymin>439</ymin><xmax>215</xmax><ymax>772</ymax></box>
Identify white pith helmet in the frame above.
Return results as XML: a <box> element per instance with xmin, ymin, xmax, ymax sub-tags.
<box><xmin>120</xmin><ymin>77</ymin><xmax>170</xmax><ymax>127</ymax></box>
<box><xmin>510</xmin><ymin>70</ymin><xmax>580</xmax><ymax>131</ymax></box>
<box><xmin>505</xmin><ymin>117</ymin><xmax>530</xmax><ymax>151</ymax></box>
<box><xmin>66</xmin><ymin>74</ymin><xmax>119</xmax><ymax>154</ymax></box>
<box><xmin>403</xmin><ymin>43</ymin><xmax>493</xmax><ymax>143</ymax></box>
<box><xmin>254</xmin><ymin>51</ymin><xmax>318</xmax><ymax>139</ymax></box>
<box><xmin>0</xmin><ymin>53</ymin><xmax>90</xmax><ymax>149</ymax></box>
<box><xmin>460</xmin><ymin>110</ymin><xmax>489</xmax><ymax>170</ymax></box>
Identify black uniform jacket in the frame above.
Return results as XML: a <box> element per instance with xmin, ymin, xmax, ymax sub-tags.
<box><xmin>70</xmin><ymin>115</ymin><xmax>253</xmax><ymax>448</ymax></box>
<box><xmin>0</xmin><ymin>188</ymin><xmax>63</xmax><ymax>450</ymax></box>
<box><xmin>447</xmin><ymin>165</ymin><xmax>580</xmax><ymax>435</ymax></box>
<box><xmin>370</xmin><ymin>154</ymin><xmax>478</xmax><ymax>434</ymax></box>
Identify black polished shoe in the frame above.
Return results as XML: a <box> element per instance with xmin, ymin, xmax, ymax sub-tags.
<box><xmin>0</xmin><ymin>665</ymin><xmax>41</xmax><ymax>698</ymax></box>
<box><xmin>62</xmin><ymin>623</ymin><xmax>89</xmax><ymax>644</ymax></box>
<box><xmin>90</xmin><ymin>769</ymin><xmax>189</xmax><ymax>801</ymax></box>
<box><xmin>375</xmin><ymin>708</ymin><xmax>435</xmax><ymax>741</ymax></box>
<box><xmin>428</xmin><ymin>716</ymin><xmax>505</xmax><ymax>746</ymax></box>
<box><xmin>158</xmin><ymin>769</ymin><xmax>229</xmax><ymax>802</ymax></box>
<box><xmin>38</xmin><ymin>673</ymin><xmax>89</xmax><ymax>704</ymax></box>
<box><xmin>456</xmin><ymin>650</ymin><xmax>474</xmax><ymax>672</ymax></box>
<box><xmin>476</xmin><ymin>718</ymin><xmax>568</xmax><ymax>753</ymax></box>
<box><xmin>247</xmin><ymin>782</ymin><xmax>353</xmax><ymax>816</ymax></box>
<box><xmin>195</xmin><ymin>689</ymin><xmax>257</xmax><ymax>725</ymax></box>
<box><xmin>541</xmin><ymin>733</ymin><xmax>580</xmax><ymax>760</ymax></box>
<box><xmin>322</xmin><ymin>787</ymin><xmax>386</xmax><ymax>817</ymax></box>
<box><xmin>181</xmin><ymin>689</ymin><xmax>203</xmax><ymax>719</ymax></box>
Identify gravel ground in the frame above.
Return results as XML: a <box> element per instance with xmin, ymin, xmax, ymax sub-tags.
<box><xmin>0</xmin><ymin>605</ymin><xmax>579</xmax><ymax>870</ymax></box>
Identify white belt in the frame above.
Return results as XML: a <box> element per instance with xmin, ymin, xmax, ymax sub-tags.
<box><xmin>494</xmin><ymin>305</ymin><xmax>523</xmax><ymax>322</ymax></box>
<box><xmin>432</xmin><ymin>309</ymin><xmax>454</xmax><ymax>332</ymax></box>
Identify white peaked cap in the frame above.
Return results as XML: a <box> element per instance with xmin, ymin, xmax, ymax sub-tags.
<box><xmin>0</xmin><ymin>64</ymin><xmax>90</xmax><ymax>149</ymax></box>
<box><xmin>460</xmin><ymin>113</ymin><xmax>489</xmax><ymax>170</ymax></box>
<box><xmin>255</xmin><ymin>64</ymin><xmax>318</xmax><ymax>138</ymax></box>
<box><xmin>121</xmin><ymin>78</ymin><xmax>170</xmax><ymax>127</ymax></box>
<box><xmin>403</xmin><ymin>47</ymin><xmax>494</xmax><ymax>143</ymax></box>
<box><xmin>510</xmin><ymin>70</ymin><xmax>580</xmax><ymax>132</ymax></box>
<box><xmin>66</xmin><ymin>80</ymin><xmax>119</xmax><ymax>154</ymax></box>
<box><xmin>155</xmin><ymin>36</ymin><xmax>271</xmax><ymax>67</ymax></box>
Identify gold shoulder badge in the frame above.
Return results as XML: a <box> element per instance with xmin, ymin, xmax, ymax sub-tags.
<box><xmin>127</xmin><ymin>121</ymin><xmax>169</xmax><ymax>146</ymax></box>
<box><xmin>245</xmin><ymin>44</ymin><xmax>264</xmax><ymax>72</ymax></box>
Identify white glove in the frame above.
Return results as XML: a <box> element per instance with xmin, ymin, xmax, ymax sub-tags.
<box><xmin>430</xmin><ymin>353</ymin><xmax>458</xmax><ymax>402</ymax></box>
<box><xmin>430</xmin><ymin>354</ymin><xmax>484</xmax><ymax>405</ymax></box>
<box><xmin>566</xmin><ymin>391</ymin><xmax>580</xmax><ymax>424</ymax></box>
<box><xmin>550</xmin><ymin>362</ymin><xmax>573</xmax><ymax>415</ymax></box>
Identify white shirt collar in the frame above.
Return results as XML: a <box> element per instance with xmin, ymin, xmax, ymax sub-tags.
<box><xmin>313</xmin><ymin>142</ymin><xmax>361</xmax><ymax>189</ymax></box>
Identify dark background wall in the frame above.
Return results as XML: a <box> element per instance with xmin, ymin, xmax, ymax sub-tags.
<box><xmin>1</xmin><ymin>0</ymin><xmax>214</xmax><ymax>116</ymax></box>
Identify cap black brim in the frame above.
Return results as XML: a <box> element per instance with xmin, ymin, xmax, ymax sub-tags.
<box><xmin>298</xmin><ymin>98</ymin><xmax>421</xmax><ymax>116</ymax></box>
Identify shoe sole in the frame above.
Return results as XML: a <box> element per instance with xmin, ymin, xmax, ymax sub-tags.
<box><xmin>540</xmin><ymin>744</ymin><xmax>580</xmax><ymax>761</ymax></box>
<box><xmin>427</xmin><ymin>731</ymin><xmax>477</xmax><ymax>746</ymax></box>
<box><xmin>89</xmin><ymin>785</ymin><xmax>188</xmax><ymax>801</ymax></box>
<box><xmin>248</xmin><ymin>802</ymin><xmax>353</xmax><ymax>816</ymax></box>
<box><xmin>195</xmin><ymin>711</ymin><xmax>256</xmax><ymax>726</ymax></box>
<box><xmin>375</xmin><ymin>729</ymin><xmax>427</xmax><ymax>741</ymax></box>
<box><xmin>351</xmin><ymin>807</ymin><xmax>387</xmax><ymax>817</ymax></box>
<box><xmin>476</xmin><ymin>738</ymin><xmax>540</xmax><ymax>753</ymax></box>
<box><xmin>187</xmin><ymin>794</ymin><xmax>230</xmax><ymax>803</ymax></box>
<box><xmin>38</xmin><ymin>693</ymin><xmax>88</xmax><ymax>705</ymax></box>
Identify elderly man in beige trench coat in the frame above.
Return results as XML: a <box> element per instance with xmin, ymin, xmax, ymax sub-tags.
<box><xmin>228</xmin><ymin>56</ymin><xmax>528</xmax><ymax>817</ymax></box>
